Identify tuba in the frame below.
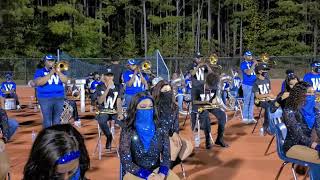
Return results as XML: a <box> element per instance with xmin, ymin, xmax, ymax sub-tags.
<box><xmin>199</xmin><ymin>75</ymin><xmax>236</xmax><ymax>112</ymax></box>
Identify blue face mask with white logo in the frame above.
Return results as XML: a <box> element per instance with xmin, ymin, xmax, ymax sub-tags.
<box><xmin>300</xmin><ymin>95</ymin><xmax>316</xmax><ymax>129</ymax></box>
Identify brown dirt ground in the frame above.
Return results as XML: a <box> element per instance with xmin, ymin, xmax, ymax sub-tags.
<box><xmin>5</xmin><ymin>80</ymin><xmax>301</xmax><ymax>180</ymax></box>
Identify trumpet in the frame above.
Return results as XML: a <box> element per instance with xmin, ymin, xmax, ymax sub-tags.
<box><xmin>54</xmin><ymin>61</ymin><xmax>69</xmax><ymax>71</ymax></box>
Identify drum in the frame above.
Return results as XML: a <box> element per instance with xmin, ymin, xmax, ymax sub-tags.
<box><xmin>4</xmin><ymin>98</ymin><xmax>16</xmax><ymax>110</ymax></box>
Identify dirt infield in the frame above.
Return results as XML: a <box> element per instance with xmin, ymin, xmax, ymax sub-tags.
<box><xmin>5</xmin><ymin>80</ymin><xmax>300</xmax><ymax>180</ymax></box>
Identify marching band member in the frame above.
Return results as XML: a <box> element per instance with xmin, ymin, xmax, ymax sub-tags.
<box><xmin>34</xmin><ymin>54</ymin><xmax>68</xmax><ymax>128</ymax></box>
<box><xmin>85</xmin><ymin>72</ymin><xmax>94</xmax><ymax>96</ymax></box>
<box><xmin>0</xmin><ymin>74</ymin><xmax>21</xmax><ymax>110</ymax></box>
<box><xmin>283</xmin><ymin>82</ymin><xmax>320</xmax><ymax>179</ymax></box>
<box><xmin>119</xmin><ymin>92</ymin><xmax>178</xmax><ymax>180</ymax></box>
<box><xmin>122</xmin><ymin>59</ymin><xmax>149</xmax><ymax>107</ymax></box>
<box><xmin>171</xmin><ymin>73</ymin><xmax>185</xmax><ymax>112</ymax></box>
<box><xmin>303</xmin><ymin>61</ymin><xmax>320</xmax><ymax>100</ymax></box>
<box><xmin>272</xmin><ymin>71</ymin><xmax>300</xmax><ymax>112</ymax></box>
<box><xmin>240</xmin><ymin>51</ymin><xmax>258</xmax><ymax>124</ymax></box>
<box><xmin>95</xmin><ymin>69</ymin><xmax>123</xmax><ymax>150</ymax></box>
<box><xmin>89</xmin><ymin>72</ymin><xmax>103</xmax><ymax>112</ymax></box>
<box><xmin>107</xmin><ymin>55</ymin><xmax>122</xmax><ymax>89</ymax></box>
<box><xmin>191</xmin><ymin>72</ymin><xmax>228</xmax><ymax>149</ymax></box>
<box><xmin>280</xmin><ymin>69</ymin><xmax>295</xmax><ymax>93</ymax></box>
<box><xmin>253</xmin><ymin>63</ymin><xmax>276</xmax><ymax>135</ymax></box>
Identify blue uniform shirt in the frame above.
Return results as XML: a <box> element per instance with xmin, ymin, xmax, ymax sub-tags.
<box><xmin>90</xmin><ymin>80</ymin><xmax>103</xmax><ymax>91</ymax></box>
<box><xmin>34</xmin><ymin>68</ymin><xmax>65</xmax><ymax>98</ymax></box>
<box><xmin>123</xmin><ymin>70</ymin><xmax>149</xmax><ymax>95</ymax></box>
<box><xmin>240</xmin><ymin>61</ymin><xmax>256</xmax><ymax>86</ymax></box>
<box><xmin>304</xmin><ymin>72</ymin><xmax>320</xmax><ymax>92</ymax></box>
<box><xmin>1</xmin><ymin>81</ymin><xmax>16</xmax><ymax>97</ymax></box>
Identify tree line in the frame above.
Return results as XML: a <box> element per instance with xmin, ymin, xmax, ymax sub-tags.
<box><xmin>0</xmin><ymin>0</ymin><xmax>319</xmax><ymax>58</ymax></box>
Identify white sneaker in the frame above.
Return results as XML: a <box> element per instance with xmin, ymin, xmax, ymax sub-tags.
<box><xmin>242</xmin><ymin>118</ymin><xmax>249</xmax><ymax>123</ymax></box>
<box><xmin>74</xmin><ymin>120</ymin><xmax>81</xmax><ymax>128</ymax></box>
<box><xmin>246</xmin><ymin>119</ymin><xmax>257</xmax><ymax>124</ymax></box>
<box><xmin>16</xmin><ymin>105</ymin><xmax>21</xmax><ymax>110</ymax></box>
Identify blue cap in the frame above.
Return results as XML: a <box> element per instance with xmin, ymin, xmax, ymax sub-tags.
<box><xmin>311</xmin><ymin>61</ymin><xmax>320</xmax><ymax>67</ymax></box>
<box><xmin>244</xmin><ymin>51</ymin><xmax>253</xmax><ymax>56</ymax></box>
<box><xmin>43</xmin><ymin>54</ymin><xmax>56</xmax><ymax>61</ymax></box>
<box><xmin>127</xmin><ymin>59</ymin><xmax>137</xmax><ymax>65</ymax></box>
<box><xmin>5</xmin><ymin>73</ymin><xmax>12</xmax><ymax>79</ymax></box>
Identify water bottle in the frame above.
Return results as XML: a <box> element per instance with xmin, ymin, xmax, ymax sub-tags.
<box><xmin>259</xmin><ymin>127</ymin><xmax>265</xmax><ymax>136</ymax></box>
<box><xmin>32</xmin><ymin>130</ymin><xmax>37</xmax><ymax>143</ymax></box>
<box><xmin>194</xmin><ymin>134</ymin><xmax>200</xmax><ymax>148</ymax></box>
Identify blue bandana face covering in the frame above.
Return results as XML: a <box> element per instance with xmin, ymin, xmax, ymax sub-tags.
<box><xmin>300</xmin><ymin>95</ymin><xmax>316</xmax><ymax>129</ymax></box>
<box><xmin>135</xmin><ymin>109</ymin><xmax>155</xmax><ymax>152</ymax></box>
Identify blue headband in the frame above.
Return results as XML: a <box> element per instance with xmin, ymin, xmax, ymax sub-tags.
<box><xmin>56</xmin><ymin>151</ymin><xmax>80</xmax><ymax>165</ymax></box>
<box><xmin>138</xmin><ymin>96</ymin><xmax>153</xmax><ymax>103</ymax></box>
<box><xmin>311</xmin><ymin>62</ymin><xmax>320</xmax><ymax>67</ymax></box>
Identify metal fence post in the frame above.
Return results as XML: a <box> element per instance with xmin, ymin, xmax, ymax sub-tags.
<box><xmin>25</xmin><ymin>58</ymin><xmax>27</xmax><ymax>85</ymax></box>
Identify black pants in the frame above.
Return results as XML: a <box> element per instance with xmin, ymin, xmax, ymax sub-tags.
<box><xmin>96</xmin><ymin>113</ymin><xmax>124</xmax><ymax>138</ymax></box>
<box><xmin>258</xmin><ymin>101</ymin><xmax>271</xmax><ymax>131</ymax></box>
<box><xmin>191</xmin><ymin>105</ymin><xmax>226</xmax><ymax>140</ymax></box>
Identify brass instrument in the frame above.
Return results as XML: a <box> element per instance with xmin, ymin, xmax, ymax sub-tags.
<box><xmin>60</xmin><ymin>101</ymin><xmax>74</xmax><ymax>124</ymax></box>
<box><xmin>72</xmin><ymin>88</ymin><xmax>80</xmax><ymax>98</ymax></box>
<box><xmin>141</xmin><ymin>60</ymin><xmax>152</xmax><ymax>74</ymax></box>
<box><xmin>96</xmin><ymin>109</ymin><xmax>117</xmax><ymax>115</ymax></box>
<box><xmin>197</xmin><ymin>75</ymin><xmax>236</xmax><ymax>112</ymax></box>
<box><xmin>207</xmin><ymin>53</ymin><xmax>222</xmax><ymax>69</ymax></box>
<box><xmin>54</xmin><ymin>61</ymin><xmax>69</xmax><ymax>71</ymax></box>
<box><xmin>254</xmin><ymin>97</ymin><xmax>274</xmax><ymax>105</ymax></box>
<box><xmin>257</xmin><ymin>53</ymin><xmax>276</xmax><ymax>66</ymax></box>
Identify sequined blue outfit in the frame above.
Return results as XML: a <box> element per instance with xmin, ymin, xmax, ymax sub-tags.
<box><xmin>159</xmin><ymin>109</ymin><xmax>179</xmax><ymax>136</ymax></box>
<box><xmin>119</xmin><ymin>128</ymin><xmax>170</xmax><ymax>179</ymax></box>
<box><xmin>283</xmin><ymin>108</ymin><xmax>320</xmax><ymax>153</ymax></box>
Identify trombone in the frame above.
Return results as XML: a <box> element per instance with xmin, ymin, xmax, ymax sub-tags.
<box><xmin>204</xmin><ymin>53</ymin><xmax>222</xmax><ymax>69</ymax></box>
<box><xmin>256</xmin><ymin>53</ymin><xmax>277</xmax><ymax>67</ymax></box>
<box><xmin>54</xmin><ymin>61</ymin><xmax>69</xmax><ymax>72</ymax></box>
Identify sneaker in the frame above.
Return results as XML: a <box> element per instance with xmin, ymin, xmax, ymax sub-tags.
<box><xmin>74</xmin><ymin>120</ymin><xmax>81</xmax><ymax>128</ymax></box>
<box><xmin>16</xmin><ymin>105</ymin><xmax>21</xmax><ymax>110</ymax></box>
<box><xmin>249</xmin><ymin>119</ymin><xmax>257</xmax><ymax>124</ymax></box>
<box><xmin>242</xmin><ymin>118</ymin><xmax>249</xmax><ymax>123</ymax></box>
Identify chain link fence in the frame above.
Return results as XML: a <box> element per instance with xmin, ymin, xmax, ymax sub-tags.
<box><xmin>0</xmin><ymin>56</ymin><xmax>319</xmax><ymax>85</ymax></box>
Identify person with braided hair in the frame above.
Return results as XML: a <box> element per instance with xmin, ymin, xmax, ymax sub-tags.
<box><xmin>283</xmin><ymin>81</ymin><xmax>320</xmax><ymax>179</ymax></box>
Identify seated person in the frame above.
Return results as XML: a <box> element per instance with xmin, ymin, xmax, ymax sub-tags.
<box><xmin>283</xmin><ymin>81</ymin><xmax>320</xmax><ymax>179</ymax></box>
<box><xmin>119</xmin><ymin>92</ymin><xmax>178</xmax><ymax>180</ymax></box>
<box><xmin>280</xmin><ymin>69</ymin><xmax>295</xmax><ymax>93</ymax></box>
<box><xmin>1</xmin><ymin>74</ymin><xmax>21</xmax><ymax>109</ymax></box>
<box><xmin>89</xmin><ymin>72</ymin><xmax>103</xmax><ymax>111</ymax></box>
<box><xmin>171</xmin><ymin>72</ymin><xmax>185</xmax><ymax>112</ymax></box>
<box><xmin>253</xmin><ymin>63</ymin><xmax>276</xmax><ymax>134</ymax></box>
<box><xmin>24</xmin><ymin>124</ymin><xmax>90</xmax><ymax>179</ymax></box>
<box><xmin>95</xmin><ymin>69</ymin><xmax>123</xmax><ymax>150</ymax></box>
<box><xmin>0</xmin><ymin>108</ymin><xmax>18</xmax><ymax>143</ymax></box>
<box><xmin>272</xmin><ymin>71</ymin><xmax>299</xmax><ymax>112</ymax></box>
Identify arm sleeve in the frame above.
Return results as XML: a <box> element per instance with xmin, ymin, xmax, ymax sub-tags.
<box><xmin>281</xmin><ymin>81</ymin><xmax>286</xmax><ymax>92</ymax></box>
<box><xmin>119</xmin><ymin>128</ymin><xmax>152</xmax><ymax>179</ymax></box>
<box><xmin>284</xmin><ymin>110</ymin><xmax>313</xmax><ymax>147</ymax></box>
<box><xmin>303</xmin><ymin>74</ymin><xmax>311</xmax><ymax>84</ymax></box>
<box><xmin>13</xmin><ymin>83</ymin><xmax>16</xmax><ymax>90</ymax></box>
<box><xmin>240</xmin><ymin>62</ymin><xmax>248</xmax><ymax>71</ymax></box>
<box><xmin>123</xmin><ymin>71</ymin><xmax>131</xmax><ymax>83</ymax></box>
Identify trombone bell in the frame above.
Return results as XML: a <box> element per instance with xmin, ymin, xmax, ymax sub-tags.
<box><xmin>55</xmin><ymin>61</ymin><xmax>69</xmax><ymax>71</ymax></box>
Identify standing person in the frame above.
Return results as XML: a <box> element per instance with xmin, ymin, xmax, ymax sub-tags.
<box><xmin>253</xmin><ymin>63</ymin><xmax>276</xmax><ymax>134</ymax></box>
<box><xmin>192</xmin><ymin>72</ymin><xmax>229</xmax><ymax>149</ymax></box>
<box><xmin>122</xmin><ymin>59</ymin><xmax>149</xmax><ymax>107</ymax></box>
<box><xmin>0</xmin><ymin>74</ymin><xmax>21</xmax><ymax>109</ymax></box>
<box><xmin>95</xmin><ymin>69</ymin><xmax>123</xmax><ymax>150</ymax></box>
<box><xmin>240</xmin><ymin>51</ymin><xmax>258</xmax><ymax>124</ymax></box>
<box><xmin>171</xmin><ymin>72</ymin><xmax>185</xmax><ymax>112</ymax></box>
<box><xmin>304</xmin><ymin>61</ymin><xmax>320</xmax><ymax>93</ymax></box>
<box><xmin>34</xmin><ymin>54</ymin><xmax>68</xmax><ymax>128</ymax></box>
<box><xmin>107</xmin><ymin>55</ymin><xmax>122</xmax><ymax>89</ymax></box>
<box><xmin>280</xmin><ymin>69</ymin><xmax>295</xmax><ymax>93</ymax></box>
<box><xmin>119</xmin><ymin>92</ymin><xmax>178</xmax><ymax>179</ymax></box>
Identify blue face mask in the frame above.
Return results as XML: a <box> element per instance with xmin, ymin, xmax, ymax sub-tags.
<box><xmin>300</xmin><ymin>95</ymin><xmax>316</xmax><ymax>129</ymax></box>
<box><xmin>135</xmin><ymin>109</ymin><xmax>155</xmax><ymax>152</ymax></box>
<box><xmin>69</xmin><ymin>167</ymin><xmax>80</xmax><ymax>180</ymax></box>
